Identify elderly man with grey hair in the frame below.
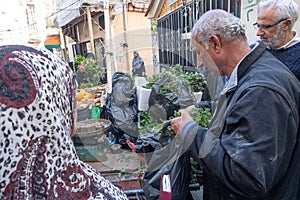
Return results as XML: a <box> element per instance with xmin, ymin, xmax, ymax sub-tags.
<box><xmin>171</xmin><ymin>9</ymin><xmax>300</xmax><ymax>199</ymax></box>
<box><xmin>255</xmin><ymin>0</ymin><xmax>300</xmax><ymax>81</ymax></box>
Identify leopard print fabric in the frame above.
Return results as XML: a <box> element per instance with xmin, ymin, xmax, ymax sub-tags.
<box><xmin>0</xmin><ymin>45</ymin><xmax>128</xmax><ymax>200</ymax></box>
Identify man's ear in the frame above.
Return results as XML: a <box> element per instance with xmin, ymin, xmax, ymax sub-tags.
<box><xmin>210</xmin><ymin>35</ymin><xmax>221</xmax><ymax>52</ymax></box>
<box><xmin>283</xmin><ymin>19</ymin><xmax>292</xmax><ymax>30</ymax></box>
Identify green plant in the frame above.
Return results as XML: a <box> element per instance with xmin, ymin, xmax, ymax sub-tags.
<box><xmin>140</xmin><ymin>107</ymin><xmax>211</xmax><ymax>135</ymax></box>
<box><xmin>140</xmin><ymin>111</ymin><xmax>165</xmax><ymax>134</ymax></box>
<box><xmin>139</xmin><ymin>64</ymin><xmax>209</xmax><ymax>134</ymax></box>
<box><xmin>184</xmin><ymin>72</ymin><xmax>206</xmax><ymax>93</ymax></box>
<box><xmin>74</xmin><ymin>55</ymin><xmax>85</xmax><ymax>66</ymax></box>
<box><xmin>173</xmin><ymin>64</ymin><xmax>206</xmax><ymax>93</ymax></box>
<box><xmin>140</xmin><ymin>111</ymin><xmax>152</xmax><ymax>127</ymax></box>
<box><xmin>81</xmin><ymin>59</ymin><xmax>105</xmax><ymax>88</ymax></box>
<box><xmin>143</xmin><ymin>64</ymin><xmax>206</xmax><ymax>93</ymax></box>
<box><xmin>143</xmin><ymin>69</ymin><xmax>169</xmax><ymax>89</ymax></box>
<box><xmin>74</xmin><ymin>55</ymin><xmax>106</xmax><ymax>88</ymax></box>
<box><xmin>189</xmin><ymin>107</ymin><xmax>212</xmax><ymax>128</ymax></box>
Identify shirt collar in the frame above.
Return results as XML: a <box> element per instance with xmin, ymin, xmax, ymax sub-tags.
<box><xmin>221</xmin><ymin>41</ymin><xmax>260</xmax><ymax>94</ymax></box>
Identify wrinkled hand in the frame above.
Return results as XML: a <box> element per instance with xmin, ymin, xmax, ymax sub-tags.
<box><xmin>185</xmin><ymin>105</ymin><xmax>195</xmax><ymax>112</ymax></box>
<box><xmin>171</xmin><ymin>109</ymin><xmax>193</xmax><ymax>135</ymax></box>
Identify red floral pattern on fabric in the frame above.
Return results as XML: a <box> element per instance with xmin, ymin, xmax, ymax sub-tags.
<box><xmin>48</xmin><ymin>165</ymin><xmax>93</xmax><ymax>200</ymax></box>
<box><xmin>0</xmin><ymin>46</ymin><xmax>37</xmax><ymax>108</ymax></box>
<box><xmin>3</xmin><ymin>136</ymin><xmax>48</xmax><ymax>200</ymax></box>
<box><xmin>0</xmin><ymin>45</ymin><xmax>128</xmax><ymax>200</ymax></box>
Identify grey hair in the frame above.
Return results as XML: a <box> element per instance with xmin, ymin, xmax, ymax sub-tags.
<box><xmin>191</xmin><ymin>9</ymin><xmax>247</xmax><ymax>48</ymax></box>
<box><xmin>258</xmin><ymin>0</ymin><xmax>299</xmax><ymax>28</ymax></box>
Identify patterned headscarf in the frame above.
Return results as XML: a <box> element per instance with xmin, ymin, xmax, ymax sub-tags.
<box><xmin>0</xmin><ymin>45</ymin><xmax>127</xmax><ymax>200</ymax></box>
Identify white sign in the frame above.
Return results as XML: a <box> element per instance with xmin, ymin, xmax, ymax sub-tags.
<box><xmin>114</xmin><ymin>3</ymin><xmax>123</xmax><ymax>15</ymax></box>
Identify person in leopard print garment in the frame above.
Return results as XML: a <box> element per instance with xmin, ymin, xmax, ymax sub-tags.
<box><xmin>0</xmin><ymin>45</ymin><xmax>128</xmax><ymax>200</ymax></box>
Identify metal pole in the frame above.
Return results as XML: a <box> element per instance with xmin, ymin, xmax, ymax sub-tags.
<box><xmin>87</xmin><ymin>6</ymin><xmax>95</xmax><ymax>55</ymax></box>
<box><xmin>61</xmin><ymin>30</ymin><xmax>68</xmax><ymax>62</ymax></box>
<box><xmin>122</xmin><ymin>0</ymin><xmax>130</xmax><ymax>73</ymax></box>
<box><xmin>104</xmin><ymin>0</ymin><xmax>113</xmax><ymax>93</ymax></box>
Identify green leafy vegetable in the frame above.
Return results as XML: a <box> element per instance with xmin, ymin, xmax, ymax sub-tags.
<box><xmin>74</xmin><ymin>55</ymin><xmax>85</xmax><ymax>66</ymax></box>
<box><xmin>143</xmin><ymin>64</ymin><xmax>206</xmax><ymax>93</ymax></box>
<box><xmin>74</xmin><ymin>55</ymin><xmax>106</xmax><ymax>89</ymax></box>
<box><xmin>189</xmin><ymin>107</ymin><xmax>212</xmax><ymax>128</ymax></box>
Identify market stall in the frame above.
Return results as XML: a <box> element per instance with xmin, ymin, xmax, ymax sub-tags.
<box><xmin>75</xmin><ymin>84</ymin><xmax>145</xmax><ymax>199</ymax></box>
<box><xmin>74</xmin><ymin>65</ymin><xmax>209</xmax><ymax>199</ymax></box>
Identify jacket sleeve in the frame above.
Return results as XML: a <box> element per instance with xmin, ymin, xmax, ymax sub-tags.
<box><xmin>181</xmin><ymin>86</ymin><xmax>298</xmax><ymax>198</ymax></box>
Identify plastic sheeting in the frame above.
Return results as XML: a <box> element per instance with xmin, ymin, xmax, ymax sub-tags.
<box><xmin>106</xmin><ymin>72</ymin><xmax>139</xmax><ymax>148</ymax></box>
<box><xmin>141</xmin><ymin>121</ymin><xmax>193</xmax><ymax>200</ymax></box>
<box><xmin>56</xmin><ymin>0</ymin><xmax>81</xmax><ymax>27</ymax></box>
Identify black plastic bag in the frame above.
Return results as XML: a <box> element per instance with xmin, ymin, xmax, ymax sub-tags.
<box><xmin>142</xmin><ymin>121</ymin><xmax>193</xmax><ymax>200</ymax></box>
<box><xmin>133</xmin><ymin>132</ymin><xmax>161</xmax><ymax>165</ymax></box>
<box><xmin>134</xmin><ymin>121</ymin><xmax>175</xmax><ymax>164</ymax></box>
<box><xmin>106</xmin><ymin>72</ymin><xmax>139</xmax><ymax>148</ymax></box>
<box><xmin>148</xmin><ymin>77</ymin><xmax>194</xmax><ymax>123</ymax></box>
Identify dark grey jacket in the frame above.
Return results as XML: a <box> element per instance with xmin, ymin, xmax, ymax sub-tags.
<box><xmin>181</xmin><ymin>41</ymin><xmax>300</xmax><ymax>199</ymax></box>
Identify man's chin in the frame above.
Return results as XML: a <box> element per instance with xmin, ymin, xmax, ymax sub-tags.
<box><xmin>264</xmin><ymin>42</ymin><xmax>277</xmax><ymax>49</ymax></box>
<box><xmin>261</xmin><ymin>38</ymin><xmax>269</xmax><ymax>44</ymax></box>
<box><xmin>261</xmin><ymin>40</ymin><xmax>274</xmax><ymax>48</ymax></box>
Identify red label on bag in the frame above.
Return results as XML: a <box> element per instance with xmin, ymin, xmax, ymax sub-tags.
<box><xmin>159</xmin><ymin>174</ymin><xmax>172</xmax><ymax>200</ymax></box>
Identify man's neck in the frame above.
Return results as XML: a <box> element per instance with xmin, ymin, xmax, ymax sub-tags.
<box><xmin>277</xmin><ymin>31</ymin><xmax>296</xmax><ymax>49</ymax></box>
<box><xmin>224</xmin><ymin>41</ymin><xmax>251</xmax><ymax>77</ymax></box>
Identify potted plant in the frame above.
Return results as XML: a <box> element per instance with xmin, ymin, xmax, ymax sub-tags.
<box><xmin>143</xmin><ymin>64</ymin><xmax>206</xmax><ymax>103</ymax></box>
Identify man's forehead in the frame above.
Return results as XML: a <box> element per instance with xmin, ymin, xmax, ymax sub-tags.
<box><xmin>258</xmin><ymin>6</ymin><xmax>277</xmax><ymax>19</ymax></box>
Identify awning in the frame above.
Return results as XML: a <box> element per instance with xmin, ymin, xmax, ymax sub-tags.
<box><xmin>56</xmin><ymin>0</ymin><xmax>81</xmax><ymax>27</ymax></box>
<box><xmin>44</xmin><ymin>35</ymin><xmax>61</xmax><ymax>49</ymax></box>
<box><xmin>56</xmin><ymin>0</ymin><xmax>104</xmax><ymax>28</ymax></box>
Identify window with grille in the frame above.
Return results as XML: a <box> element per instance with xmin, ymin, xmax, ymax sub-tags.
<box><xmin>157</xmin><ymin>0</ymin><xmax>241</xmax><ymax>70</ymax></box>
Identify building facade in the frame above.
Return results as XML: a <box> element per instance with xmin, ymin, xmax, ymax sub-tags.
<box><xmin>56</xmin><ymin>0</ymin><xmax>152</xmax><ymax>92</ymax></box>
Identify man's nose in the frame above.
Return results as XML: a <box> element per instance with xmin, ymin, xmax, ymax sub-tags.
<box><xmin>256</xmin><ymin>28</ymin><xmax>264</xmax><ymax>37</ymax></box>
